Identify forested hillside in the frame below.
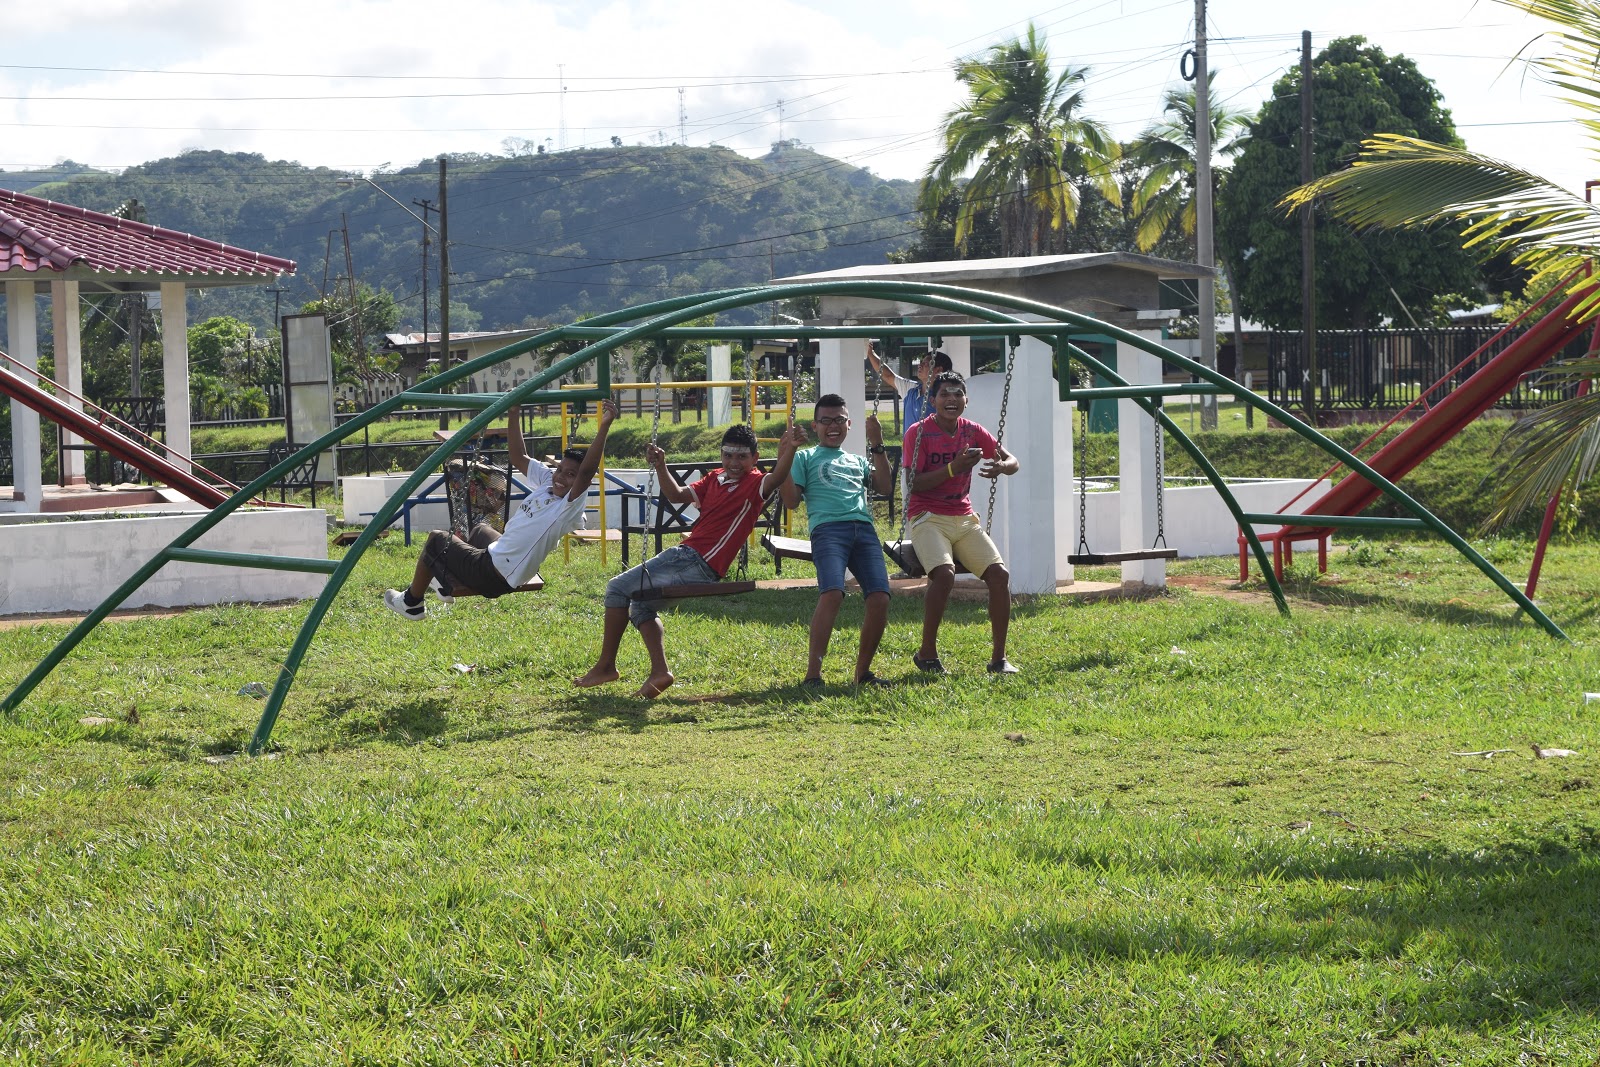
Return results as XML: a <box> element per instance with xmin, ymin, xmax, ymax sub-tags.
<box><xmin>16</xmin><ymin>144</ymin><xmax>918</xmax><ymax>333</ymax></box>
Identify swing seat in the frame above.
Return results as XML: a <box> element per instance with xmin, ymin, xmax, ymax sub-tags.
<box><xmin>450</xmin><ymin>576</ymin><xmax>546</xmax><ymax>597</ymax></box>
<box><xmin>658</xmin><ymin>580</ymin><xmax>756</xmax><ymax>599</ymax></box>
<box><xmin>882</xmin><ymin>539</ymin><xmax>970</xmax><ymax>578</ymax></box>
<box><xmin>761</xmin><ymin>533</ymin><xmax>813</xmax><ymax>563</ymax></box>
<box><xmin>1066</xmin><ymin>548</ymin><xmax>1178</xmax><ymax>565</ymax></box>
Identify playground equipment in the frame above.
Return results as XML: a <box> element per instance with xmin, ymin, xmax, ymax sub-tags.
<box><xmin>0</xmin><ymin>355</ymin><xmax>281</xmax><ymax>510</ymax></box>
<box><xmin>0</xmin><ymin>280</ymin><xmax>1570</xmax><ymax>757</ymax></box>
<box><xmin>1241</xmin><ymin>280</ymin><xmax>1598</xmax><ymax>578</ymax></box>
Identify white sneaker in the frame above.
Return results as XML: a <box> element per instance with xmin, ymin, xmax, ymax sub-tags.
<box><xmin>428</xmin><ymin>577</ymin><xmax>455</xmax><ymax>606</ymax></box>
<box><xmin>383</xmin><ymin>588</ymin><xmax>426</xmax><ymax>621</ymax></box>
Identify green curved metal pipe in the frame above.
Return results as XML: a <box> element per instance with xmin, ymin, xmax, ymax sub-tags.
<box><xmin>6</xmin><ymin>277</ymin><xmax>1564</xmax><ymax>750</ymax></box>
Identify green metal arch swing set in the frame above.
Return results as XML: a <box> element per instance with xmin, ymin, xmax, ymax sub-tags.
<box><xmin>0</xmin><ymin>280</ymin><xmax>1567</xmax><ymax>756</ymax></box>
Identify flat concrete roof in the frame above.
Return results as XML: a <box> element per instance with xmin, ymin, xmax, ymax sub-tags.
<box><xmin>774</xmin><ymin>251</ymin><xmax>1214</xmax><ymax>285</ymax></box>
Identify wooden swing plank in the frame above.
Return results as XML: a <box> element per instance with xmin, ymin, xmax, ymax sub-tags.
<box><xmin>761</xmin><ymin>534</ymin><xmax>813</xmax><ymax>563</ymax></box>
<box><xmin>1067</xmin><ymin>549</ymin><xmax>1178</xmax><ymax>565</ymax></box>
<box><xmin>450</xmin><ymin>576</ymin><xmax>546</xmax><ymax>598</ymax></box>
<box><xmin>659</xmin><ymin>580</ymin><xmax>756</xmax><ymax>599</ymax></box>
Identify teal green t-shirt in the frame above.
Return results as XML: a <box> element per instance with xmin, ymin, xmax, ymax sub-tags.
<box><xmin>790</xmin><ymin>446</ymin><xmax>874</xmax><ymax>529</ymax></box>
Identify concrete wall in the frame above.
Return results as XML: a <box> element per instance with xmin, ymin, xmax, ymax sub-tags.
<box><xmin>0</xmin><ymin>508</ymin><xmax>328</xmax><ymax>615</ymax></box>
<box><xmin>1078</xmin><ymin>478</ymin><xmax>1318</xmax><ymax>559</ymax></box>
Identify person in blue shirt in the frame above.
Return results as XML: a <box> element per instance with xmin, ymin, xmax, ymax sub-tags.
<box><xmin>780</xmin><ymin>393</ymin><xmax>895</xmax><ymax>688</ymax></box>
<box><xmin>867</xmin><ymin>343</ymin><xmax>953</xmax><ymax>431</ymax></box>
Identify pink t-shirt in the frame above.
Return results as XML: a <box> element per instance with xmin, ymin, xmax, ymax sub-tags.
<box><xmin>902</xmin><ymin>415</ymin><xmax>999</xmax><ymax>519</ymax></box>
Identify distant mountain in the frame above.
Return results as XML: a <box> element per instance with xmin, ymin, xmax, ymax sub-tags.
<box><xmin>13</xmin><ymin>145</ymin><xmax>919</xmax><ymax>333</ymax></box>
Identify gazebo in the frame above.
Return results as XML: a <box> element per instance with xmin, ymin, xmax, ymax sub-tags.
<box><xmin>0</xmin><ymin>188</ymin><xmax>295</xmax><ymax>511</ymax></box>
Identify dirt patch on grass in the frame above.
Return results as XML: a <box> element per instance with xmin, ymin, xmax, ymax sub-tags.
<box><xmin>1168</xmin><ymin>574</ymin><xmax>1284</xmax><ymax>606</ymax></box>
<box><xmin>0</xmin><ymin>601</ymin><xmax>302</xmax><ymax>632</ymax></box>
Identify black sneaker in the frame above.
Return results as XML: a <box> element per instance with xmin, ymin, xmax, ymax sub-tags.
<box><xmin>854</xmin><ymin>672</ymin><xmax>893</xmax><ymax>688</ymax></box>
<box><xmin>383</xmin><ymin>589</ymin><xmax>425</xmax><ymax>621</ymax></box>
<box><xmin>912</xmin><ymin>655</ymin><xmax>945</xmax><ymax>675</ymax></box>
<box><xmin>987</xmin><ymin>658</ymin><xmax>1020</xmax><ymax>675</ymax></box>
<box><xmin>800</xmin><ymin>676</ymin><xmax>826</xmax><ymax>691</ymax></box>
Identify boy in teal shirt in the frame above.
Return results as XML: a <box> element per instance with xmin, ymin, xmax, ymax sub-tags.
<box><xmin>781</xmin><ymin>393</ymin><xmax>896</xmax><ymax>687</ymax></box>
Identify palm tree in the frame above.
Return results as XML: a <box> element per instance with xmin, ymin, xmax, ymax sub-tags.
<box><xmin>1282</xmin><ymin>0</ymin><xmax>1600</xmax><ymax>528</ymax></box>
<box><xmin>1127</xmin><ymin>74</ymin><xmax>1249</xmax><ymax>254</ymax></box>
<box><xmin>921</xmin><ymin>24</ymin><xmax>1120</xmax><ymax>257</ymax></box>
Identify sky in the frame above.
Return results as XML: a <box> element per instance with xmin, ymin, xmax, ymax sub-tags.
<box><xmin>0</xmin><ymin>0</ymin><xmax>1592</xmax><ymax>195</ymax></box>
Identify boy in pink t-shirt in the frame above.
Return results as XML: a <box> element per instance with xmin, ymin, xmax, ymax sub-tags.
<box><xmin>902</xmin><ymin>371</ymin><xmax>1021</xmax><ymax>674</ymax></box>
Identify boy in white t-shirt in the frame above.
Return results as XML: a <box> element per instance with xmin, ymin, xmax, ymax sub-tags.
<box><xmin>383</xmin><ymin>398</ymin><xmax>618</xmax><ymax>620</ymax></box>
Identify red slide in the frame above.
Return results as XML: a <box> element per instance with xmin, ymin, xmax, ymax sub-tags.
<box><xmin>1280</xmin><ymin>285</ymin><xmax>1597</xmax><ymax>540</ymax></box>
<box><xmin>0</xmin><ymin>365</ymin><xmax>242</xmax><ymax>509</ymax></box>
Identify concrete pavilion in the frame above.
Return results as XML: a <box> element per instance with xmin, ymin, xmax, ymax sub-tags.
<box><xmin>0</xmin><ymin>188</ymin><xmax>296</xmax><ymax>511</ymax></box>
<box><xmin>774</xmin><ymin>252</ymin><xmax>1214</xmax><ymax>594</ymax></box>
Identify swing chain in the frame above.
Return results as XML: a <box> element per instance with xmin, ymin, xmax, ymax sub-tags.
<box><xmin>986</xmin><ymin>336</ymin><xmax>1019</xmax><ymax>529</ymax></box>
<box><xmin>1075</xmin><ymin>399</ymin><xmax>1092</xmax><ymax>557</ymax></box>
<box><xmin>1152</xmin><ymin>399</ymin><xmax>1168</xmax><ymax>550</ymax></box>
<box><xmin>640</xmin><ymin>353</ymin><xmax>665</xmax><ymax>569</ymax></box>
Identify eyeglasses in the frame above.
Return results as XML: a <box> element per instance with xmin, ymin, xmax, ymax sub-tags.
<box><xmin>814</xmin><ymin>416</ymin><xmax>848</xmax><ymax>427</ymax></box>
<box><xmin>720</xmin><ymin>449</ymin><xmax>754</xmax><ymax>460</ymax></box>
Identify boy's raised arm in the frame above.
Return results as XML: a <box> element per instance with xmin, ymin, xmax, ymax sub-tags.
<box><xmin>505</xmin><ymin>404</ymin><xmax>527</xmax><ymax>472</ymax></box>
<box><xmin>652</xmin><ymin>442</ymin><xmax>696</xmax><ymax>505</ymax></box>
<box><xmin>762</xmin><ymin>420</ymin><xmax>806</xmax><ymax>497</ymax></box>
<box><xmin>566</xmin><ymin>397</ymin><xmax>619</xmax><ymax>501</ymax></box>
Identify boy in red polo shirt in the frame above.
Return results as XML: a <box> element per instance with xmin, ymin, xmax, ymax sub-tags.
<box><xmin>574</xmin><ymin>421</ymin><xmax>804</xmax><ymax>699</ymax></box>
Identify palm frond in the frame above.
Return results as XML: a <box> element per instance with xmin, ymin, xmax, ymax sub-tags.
<box><xmin>1486</xmin><ymin>362</ymin><xmax>1600</xmax><ymax>529</ymax></box>
<box><xmin>1285</xmin><ymin>134</ymin><xmax>1600</xmax><ymax>309</ymax></box>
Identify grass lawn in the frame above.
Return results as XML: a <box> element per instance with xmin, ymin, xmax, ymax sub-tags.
<box><xmin>3</xmin><ymin>532</ymin><xmax>1600</xmax><ymax>1064</ymax></box>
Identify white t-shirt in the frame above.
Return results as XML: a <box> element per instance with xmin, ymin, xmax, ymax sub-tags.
<box><xmin>487</xmin><ymin>459</ymin><xmax>588</xmax><ymax>587</ymax></box>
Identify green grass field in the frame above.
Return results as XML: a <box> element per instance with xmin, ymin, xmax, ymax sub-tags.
<box><xmin>3</xmin><ymin>532</ymin><xmax>1599</xmax><ymax>1064</ymax></box>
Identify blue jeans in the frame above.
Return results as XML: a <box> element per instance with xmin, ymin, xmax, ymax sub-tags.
<box><xmin>811</xmin><ymin>520</ymin><xmax>890</xmax><ymax>596</ymax></box>
<box><xmin>604</xmin><ymin>544</ymin><xmax>718</xmax><ymax>625</ymax></box>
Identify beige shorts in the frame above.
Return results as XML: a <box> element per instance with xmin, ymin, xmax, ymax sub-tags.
<box><xmin>910</xmin><ymin>512</ymin><xmax>1003</xmax><ymax>576</ymax></box>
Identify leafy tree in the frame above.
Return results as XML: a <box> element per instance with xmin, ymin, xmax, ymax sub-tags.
<box><xmin>920</xmin><ymin>24</ymin><xmax>1120</xmax><ymax>256</ymax></box>
<box><xmin>300</xmin><ymin>283</ymin><xmax>400</xmax><ymax>382</ymax></box>
<box><xmin>1217</xmin><ymin>36</ymin><xmax>1484</xmax><ymax>329</ymax></box>
<box><xmin>1282</xmin><ymin>1</ymin><xmax>1600</xmax><ymax>527</ymax></box>
<box><xmin>1127</xmin><ymin>74</ymin><xmax>1249</xmax><ymax>255</ymax></box>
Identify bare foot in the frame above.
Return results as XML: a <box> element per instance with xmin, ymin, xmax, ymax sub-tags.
<box><xmin>633</xmin><ymin>672</ymin><xmax>675</xmax><ymax>699</ymax></box>
<box><xmin>573</xmin><ymin>667</ymin><xmax>620</xmax><ymax>689</ymax></box>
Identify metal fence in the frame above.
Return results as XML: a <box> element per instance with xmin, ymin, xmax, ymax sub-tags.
<box><xmin>1265</xmin><ymin>326</ymin><xmax>1593</xmax><ymax>411</ymax></box>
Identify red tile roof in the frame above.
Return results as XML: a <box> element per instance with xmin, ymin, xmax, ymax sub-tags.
<box><xmin>0</xmin><ymin>188</ymin><xmax>295</xmax><ymax>281</ymax></box>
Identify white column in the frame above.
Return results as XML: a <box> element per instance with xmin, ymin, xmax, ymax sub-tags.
<box><xmin>159</xmin><ymin>282</ymin><xmax>190</xmax><ymax>469</ymax></box>
<box><xmin>816</xmin><ymin>337</ymin><xmax>869</xmax><ymax>453</ymax></box>
<box><xmin>51</xmin><ymin>280</ymin><xmax>85</xmax><ymax>484</ymax></box>
<box><xmin>1055</xmin><ymin>398</ymin><xmax>1077</xmax><ymax>583</ymax></box>
<box><xmin>708</xmin><ymin>344</ymin><xmax>731</xmax><ymax>427</ymax></box>
<box><xmin>6</xmin><ymin>280</ymin><xmax>42</xmax><ymax>507</ymax></box>
<box><xmin>997</xmin><ymin>335</ymin><xmax>1057</xmax><ymax>594</ymax></box>
<box><xmin>941</xmin><ymin>335</ymin><xmax>972</xmax><ymax>378</ymax></box>
<box><xmin>1117</xmin><ymin>333</ymin><xmax>1166</xmax><ymax>588</ymax></box>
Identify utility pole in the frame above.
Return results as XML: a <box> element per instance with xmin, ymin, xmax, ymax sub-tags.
<box><xmin>341</xmin><ymin>212</ymin><xmax>366</xmax><ymax>372</ymax></box>
<box><xmin>1193</xmin><ymin>0</ymin><xmax>1217</xmax><ymax>429</ymax></box>
<box><xmin>1299</xmin><ymin>30</ymin><xmax>1317</xmax><ymax>421</ymax></box>
<box><xmin>437</xmin><ymin>156</ymin><xmax>451</xmax><ymax>430</ymax></box>
<box><xmin>266</xmin><ymin>285</ymin><xmax>287</xmax><ymax>327</ymax></box>
<box><xmin>558</xmin><ymin>65</ymin><xmax>567</xmax><ymax>151</ymax></box>
<box><xmin>413</xmin><ymin>198</ymin><xmax>435</xmax><ymax>379</ymax></box>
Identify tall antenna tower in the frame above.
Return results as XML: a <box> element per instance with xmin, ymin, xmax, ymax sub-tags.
<box><xmin>558</xmin><ymin>64</ymin><xmax>568</xmax><ymax>151</ymax></box>
<box><xmin>677</xmin><ymin>87</ymin><xmax>687</xmax><ymax>145</ymax></box>
<box><xmin>776</xmin><ymin>98</ymin><xmax>785</xmax><ymax>145</ymax></box>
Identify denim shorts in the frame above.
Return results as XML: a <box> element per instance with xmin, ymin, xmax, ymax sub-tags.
<box><xmin>810</xmin><ymin>519</ymin><xmax>890</xmax><ymax>596</ymax></box>
<box><xmin>604</xmin><ymin>544</ymin><xmax>718</xmax><ymax>625</ymax></box>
